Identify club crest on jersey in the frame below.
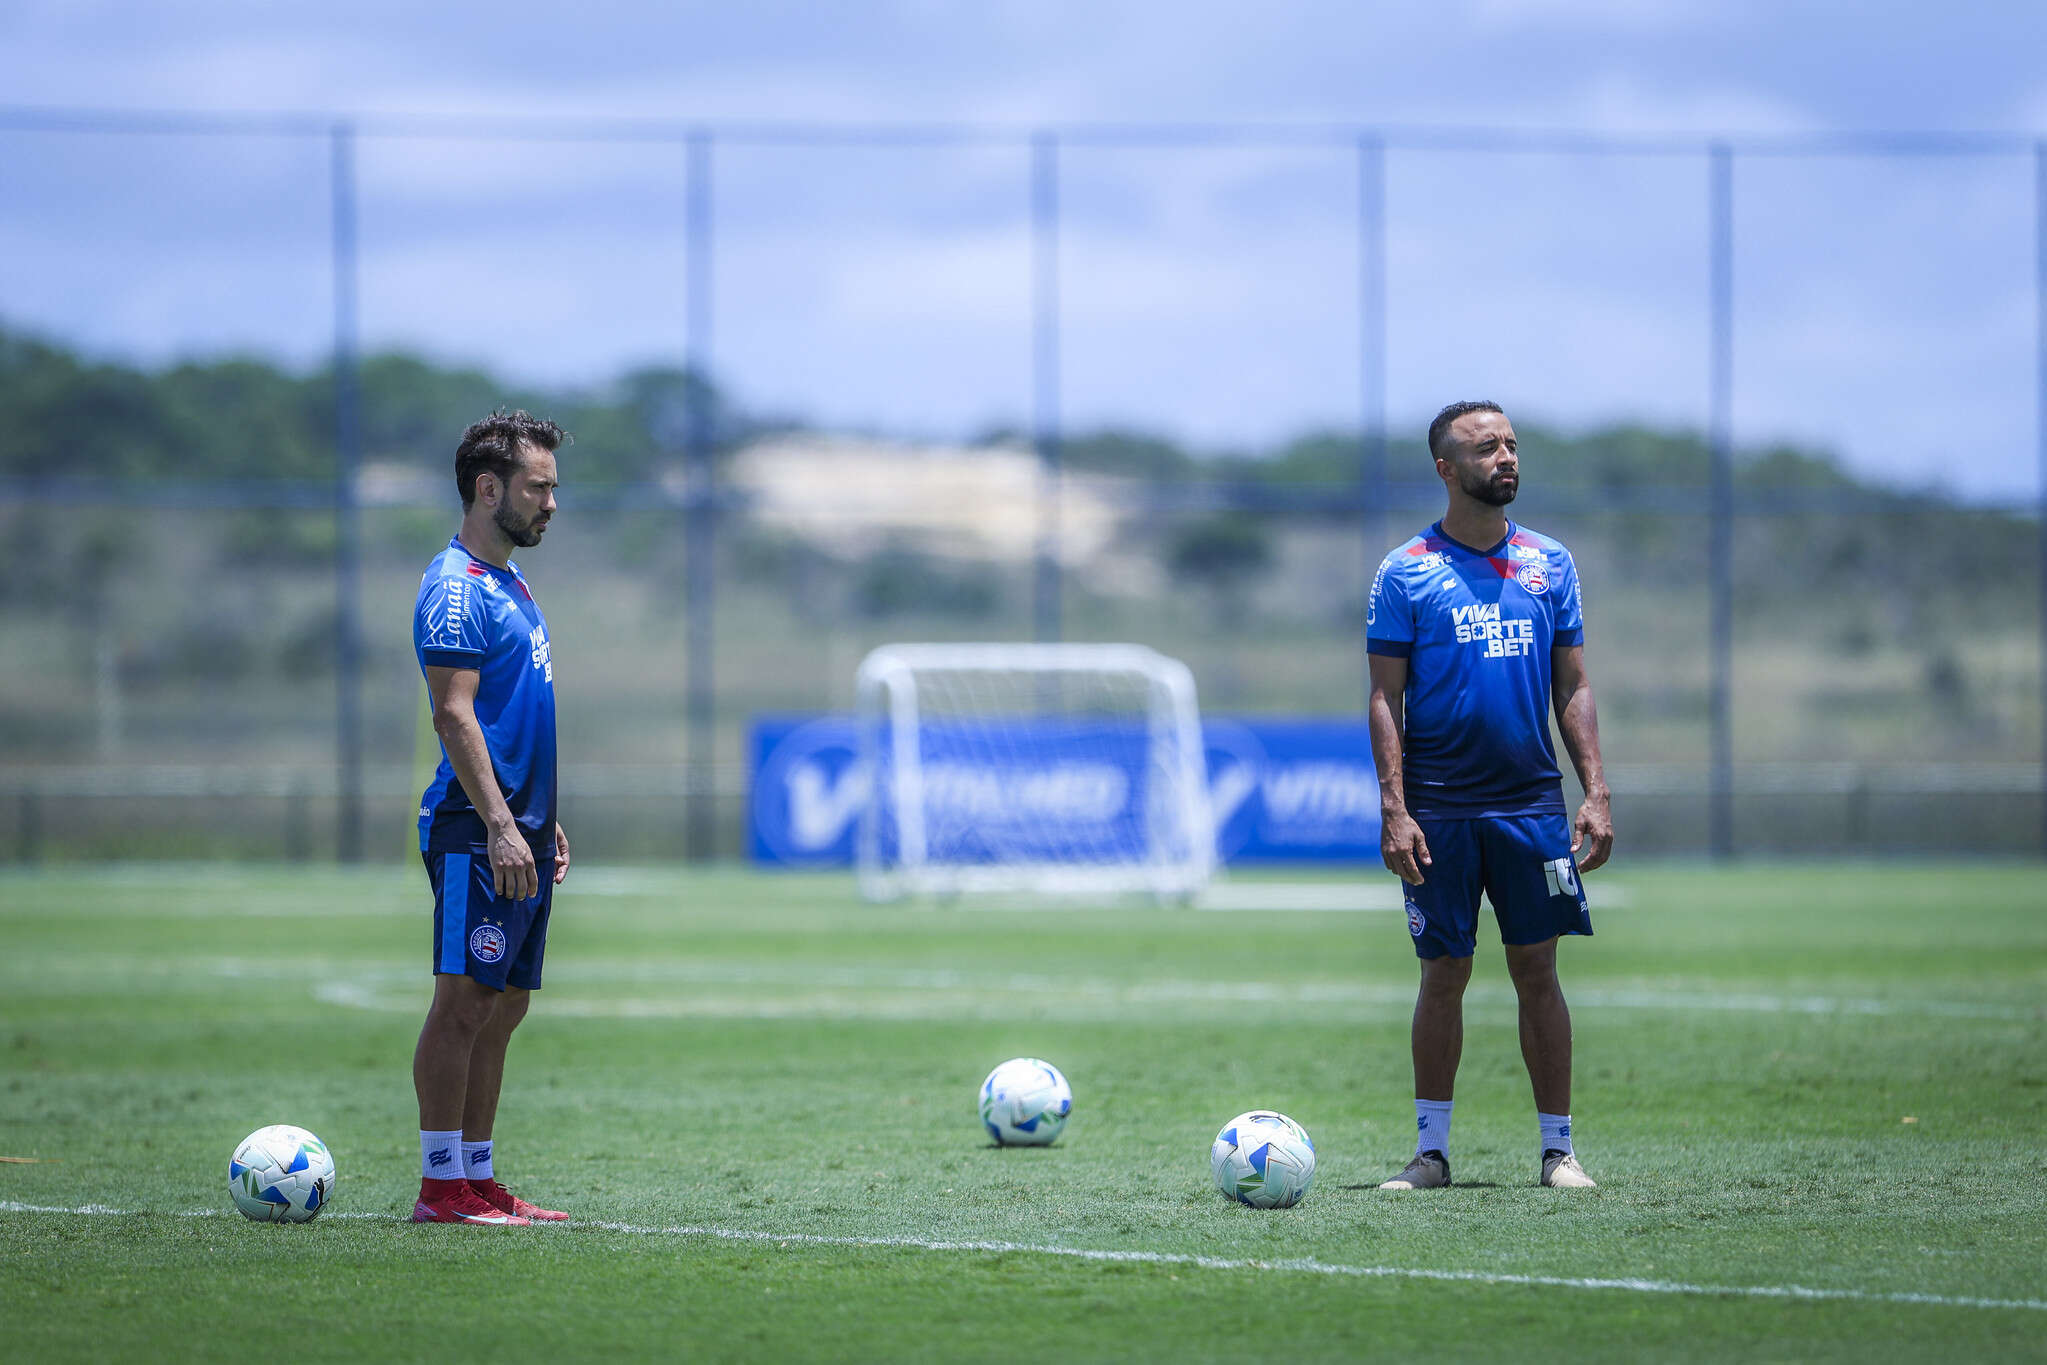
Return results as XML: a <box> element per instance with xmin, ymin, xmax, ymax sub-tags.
<box><xmin>1516</xmin><ymin>561</ymin><xmax>1550</xmax><ymax>594</ymax></box>
<box><xmin>1405</xmin><ymin>899</ymin><xmax>1426</xmax><ymax>937</ymax></box>
<box><xmin>469</xmin><ymin>923</ymin><xmax>508</xmax><ymax>963</ymax></box>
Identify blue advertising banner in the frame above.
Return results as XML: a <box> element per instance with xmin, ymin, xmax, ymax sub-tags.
<box><xmin>748</xmin><ymin>714</ymin><xmax>1381</xmax><ymax>867</ymax></box>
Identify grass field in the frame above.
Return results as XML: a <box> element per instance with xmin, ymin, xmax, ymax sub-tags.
<box><xmin>3</xmin><ymin>860</ymin><xmax>2044</xmax><ymax>1362</ymax></box>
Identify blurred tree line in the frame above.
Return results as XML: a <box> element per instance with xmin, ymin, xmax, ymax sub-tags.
<box><xmin>0</xmin><ymin>325</ymin><xmax>763</xmax><ymax>485</ymax></box>
<box><xmin>1</xmin><ymin>319</ymin><xmax>2035</xmax><ymax>674</ymax></box>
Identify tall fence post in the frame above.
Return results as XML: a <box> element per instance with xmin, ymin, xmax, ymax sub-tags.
<box><xmin>1031</xmin><ymin>131</ymin><xmax>1062</xmax><ymax>645</ymax></box>
<box><xmin>684</xmin><ymin>128</ymin><xmax>717</xmax><ymax>861</ymax></box>
<box><xmin>331</xmin><ymin>121</ymin><xmax>365</xmax><ymax>864</ymax></box>
<box><xmin>1357</xmin><ymin>132</ymin><xmax>1388</xmax><ymax>709</ymax></box>
<box><xmin>1707</xmin><ymin>142</ymin><xmax>1736</xmax><ymax>860</ymax></box>
<box><xmin>2036</xmin><ymin>141</ymin><xmax>2046</xmax><ymax>855</ymax></box>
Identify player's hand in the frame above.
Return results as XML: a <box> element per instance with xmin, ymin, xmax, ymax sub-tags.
<box><xmin>1572</xmin><ymin>794</ymin><xmax>1613</xmax><ymax>874</ymax></box>
<box><xmin>553</xmin><ymin>824</ymin><xmax>571</xmax><ymax>885</ymax></box>
<box><xmin>1381</xmin><ymin>810</ymin><xmax>1432</xmax><ymax>886</ymax></box>
<box><xmin>490</xmin><ymin>820</ymin><xmax>540</xmax><ymax>901</ymax></box>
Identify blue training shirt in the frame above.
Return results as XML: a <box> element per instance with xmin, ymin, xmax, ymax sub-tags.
<box><xmin>1366</xmin><ymin>521</ymin><xmax>1583</xmax><ymax>818</ymax></box>
<box><xmin>413</xmin><ymin>537</ymin><xmax>558</xmax><ymax>856</ymax></box>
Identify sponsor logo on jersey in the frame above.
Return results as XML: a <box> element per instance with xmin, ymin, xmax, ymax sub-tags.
<box><xmin>1412</xmin><ymin>552</ymin><xmax>1448</xmax><ymax>572</ymax></box>
<box><xmin>431</xmin><ymin>579</ymin><xmax>472</xmax><ymax>647</ymax></box>
<box><xmin>1405</xmin><ymin>899</ymin><xmax>1426</xmax><ymax>937</ymax></box>
<box><xmin>1510</xmin><ymin>542</ymin><xmax>1543</xmax><ymax>560</ymax></box>
<box><xmin>1451</xmin><ymin>602</ymin><xmax>1537</xmax><ymax>657</ymax></box>
<box><xmin>1367</xmin><ymin>559</ymin><xmax>1390</xmax><ymax>626</ymax></box>
<box><xmin>1517</xmin><ymin>561</ymin><xmax>1550</xmax><ymax>595</ymax></box>
<box><xmin>469</xmin><ymin>923</ymin><xmax>508</xmax><ymax>963</ymax></box>
<box><xmin>528</xmin><ymin>625</ymin><xmax>553</xmax><ymax>682</ymax></box>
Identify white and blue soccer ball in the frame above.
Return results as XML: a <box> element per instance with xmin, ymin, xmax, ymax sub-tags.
<box><xmin>979</xmin><ymin>1057</ymin><xmax>1073</xmax><ymax>1146</ymax></box>
<box><xmin>229</xmin><ymin>1125</ymin><xmax>336</xmax><ymax>1222</ymax></box>
<box><xmin>1210</xmin><ymin>1110</ymin><xmax>1315</xmax><ymax>1208</ymax></box>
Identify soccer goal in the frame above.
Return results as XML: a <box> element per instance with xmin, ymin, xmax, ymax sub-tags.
<box><xmin>854</xmin><ymin>643</ymin><xmax>1214</xmax><ymax>901</ymax></box>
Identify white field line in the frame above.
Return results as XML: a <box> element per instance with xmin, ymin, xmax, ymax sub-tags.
<box><xmin>298</xmin><ymin>967</ymin><xmax>2040</xmax><ymax>1022</ymax></box>
<box><xmin>1195</xmin><ymin>882</ymin><xmax>1634</xmax><ymax>912</ymax></box>
<box><xmin>572</xmin><ymin>871</ymin><xmax>1640</xmax><ymax>911</ymax></box>
<box><xmin>0</xmin><ymin>866</ymin><xmax>1632</xmax><ymax>914</ymax></box>
<box><xmin>6</xmin><ymin>955</ymin><xmax>2025</xmax><ymax>1023</ymax></box>
<box><xmin>1197</xmin><ymin>884</ymin><xmax>1400</xmax><ymax>912</ymax></box>
<box><xmin>1</xmin><ymin>1200</ymin><xmax>2039</xmax><ymax>1314</ymax></box>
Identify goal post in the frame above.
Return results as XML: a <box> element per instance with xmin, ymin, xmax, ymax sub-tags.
<box><xmin>854</xmin><ymin>643</ymin><xmax>1214</xmax><ymax>901</ymax></box>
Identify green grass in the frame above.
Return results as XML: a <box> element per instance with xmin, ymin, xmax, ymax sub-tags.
<box><xmin>3</xmin><ymin>861</ymin><xmax>2044</xmax><ymax>1362</ymax></box>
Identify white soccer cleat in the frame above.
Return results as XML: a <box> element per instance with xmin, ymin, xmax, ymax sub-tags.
<box><xmin>1541</xmin><ymin>1150</ymin><xmax>1596</xmax><ymax>1188</ymax></box>
<box><xmin>1378</xmin><ymin>1149</ymin><xmax>1451</xmax><ymax>1189</ymax></box>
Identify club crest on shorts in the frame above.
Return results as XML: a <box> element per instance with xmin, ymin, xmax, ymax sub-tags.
<box><xmin>1516</xmin><ymin>561</ymin><xmax>1549</xmax><ymax>594</ymax></box>
<box><xmin>469</xmin><ymin>922</ymin><xmax>508</xmax><ymax>963</ymax></box>
<box><xmin>1405</xmin><ymin>899</ymin><xmax>1426</xmax><ymax>937</ymax></box>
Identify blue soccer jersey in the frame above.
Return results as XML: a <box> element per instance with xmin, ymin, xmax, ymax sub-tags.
<box><xmin>414</xmin><ymin>538</ymin><xmax>557</xmax><ymax>856</ymax></box>
<box><xmin>1366</xmin><ymin>521</ymin><xmax>1583</xmax><ymax>818</ymax></box>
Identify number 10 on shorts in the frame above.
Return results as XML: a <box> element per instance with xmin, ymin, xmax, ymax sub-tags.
<box><xmin>1544</xmin><ymin>856</ymin><xmax>1579</xmax><ymax>900</ymax></box>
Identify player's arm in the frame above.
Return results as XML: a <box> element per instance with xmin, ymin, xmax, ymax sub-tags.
<box><xmin>1368</xmin><ymin>653</ymin><xmax>1430</xmax><ymax>886</ymax></box>
<box><xmin>425</xmin><ymin>664</ymin><xmax>540</xmax><ymax>900</ymax></box>
<box><xmin>1550</xmin><ymin>644</ymin><xmax>1613</xmax><ymax>872</ymax></box>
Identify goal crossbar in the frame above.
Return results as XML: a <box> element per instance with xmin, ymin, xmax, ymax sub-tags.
<box><xmin>855</xmin><ymin>643</ymin><xmax>1213</xmax><ymax>901</ymax></box>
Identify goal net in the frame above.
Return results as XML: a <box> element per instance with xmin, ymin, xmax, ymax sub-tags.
<box><xmin>855</xmin><ymin>643</ymin><xmax>1214</xmax><ymax>901</ymax></box>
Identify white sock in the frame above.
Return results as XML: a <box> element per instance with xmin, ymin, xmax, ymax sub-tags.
<box><xmin>462</xmin><ymin>1138</ymin><xmax>495</xmax><ymax>1181</ymax></box>
<box><xmin>1415</xmin><ymin>1098</ymin><xmax>1453</xmax><ymax>1156</ymax></box>
<box><xmin>420</xmin><ymin>1129</ymin><xmax>463</xmax><ymax>1181</ymax></box>
<box><xmin>1539</xmin><ymin>1111</ymin><xmax>1574</xmax><ymax>1156</ymax></box>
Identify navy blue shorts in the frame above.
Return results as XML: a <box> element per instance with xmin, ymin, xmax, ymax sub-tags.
<box><xmin>423</xmin><ymin>850</ymin><xmax>554</xmax><ymax>991</ymax></box>
<box><xmin>1401</xmin><ymin>813</ymin><xmax>1592</xmax><ymax>959</ymax></box>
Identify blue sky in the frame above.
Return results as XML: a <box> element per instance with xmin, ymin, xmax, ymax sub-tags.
<box><xmin>2</xmin><ymin>1</ymin><xmax>2044</xmax><ymax>497</ymax></box>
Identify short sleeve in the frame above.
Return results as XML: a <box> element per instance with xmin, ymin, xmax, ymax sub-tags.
<box><xmin>1552</xmin><ymin>549</ymin><xmax>1584</xmax><ymax>647</ymax></box>
<box><xmin>416</xmin><ymin>574</ymin><xmax>490</xmax><ymax>668</ymax></box>
<box><xmin>1366</xmin><ymin>555</ymin><xmax>1414</xmax><ymax>657</ymax></box>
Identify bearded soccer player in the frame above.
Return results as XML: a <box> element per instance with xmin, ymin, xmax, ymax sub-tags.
<box><xmin>1367</xmin><ymin>401</ymin><xmax>1614</xmax><ymax>1191</ymax></box>
<box><xmin>409</xmin><ymin>410</ymin><xmax>573</xmax><ymax>1225</ymax></box>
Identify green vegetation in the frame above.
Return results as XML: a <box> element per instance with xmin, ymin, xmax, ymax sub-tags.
<box><xmin>1</xmin><ymin>862</ymin><xmax>2043</xmax><ymax>1361</ymax></box>
<box><xmin>0</xmin><ymin>324</ymin><xmax>2039</xmax><ymax>857</ymax></box>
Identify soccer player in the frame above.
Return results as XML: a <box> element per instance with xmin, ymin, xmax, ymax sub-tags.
<box><xmin>409</xmin><ymin>410</ymin><xmax>574</xmax><ymax>1225</ymax></box>
<box><xmin>1366</xmin><ymin>401</ymin><xmax>1613</xmax><ymax>1191</ymax></box>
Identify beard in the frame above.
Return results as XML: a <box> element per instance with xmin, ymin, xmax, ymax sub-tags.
<box><xmin>1458</xmin><ymin>467</ymin><xmax>1518</xmax><ymax>507</ymax></box>
<box><xmin>494</xmin><ymin>501</ymin><xmax>547</xmax><ymax>548</ymax></box>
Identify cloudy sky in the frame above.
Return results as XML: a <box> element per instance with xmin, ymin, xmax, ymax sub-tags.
<box><xmin>2</xmin><ymin>1</ymin><xmax>2043</xmax><ymax>497</ymax></box>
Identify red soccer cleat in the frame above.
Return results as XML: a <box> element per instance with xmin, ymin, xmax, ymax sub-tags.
<box><xmin>469</xmin><ymin>1178</ymin><xmax>570</xmax><ymax>1221</ymax></box>
<box><xmin>412</xmin><ymin>1177</ymin><xmax>531</xmax><ymax>1225</ymax></box>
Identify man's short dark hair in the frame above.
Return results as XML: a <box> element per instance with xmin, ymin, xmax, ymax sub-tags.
<box><xmin>1427</xmin><ymin>400</ymin><xmax>1505</xmax><ymax>461</ymax></box>
<box><xmin>455</xmin><ymin>409</ymin><xmax>569</xmax><ymax>510</ymax></box>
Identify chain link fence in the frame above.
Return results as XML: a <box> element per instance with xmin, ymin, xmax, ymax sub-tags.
<box><xmin>1</xmin><ymin>113</ymin><xmax>2041</xmax><ymax>861</ymax></box>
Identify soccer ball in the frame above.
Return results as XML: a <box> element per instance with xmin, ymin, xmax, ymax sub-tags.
<box><xmin>228</xmin><ymin>1125</ymin><xmax>336</xmax><ymax>1222</ymax></box>
<box><xmin>1210</xmin><ymin>1110</ymin><xmax>1315</xmax><ymax>1208</ymax></box>
<box><xmin>979</xmin><ymin>1057</ymin><xmax>1072</xmax><ymax>1146</ymax></box>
